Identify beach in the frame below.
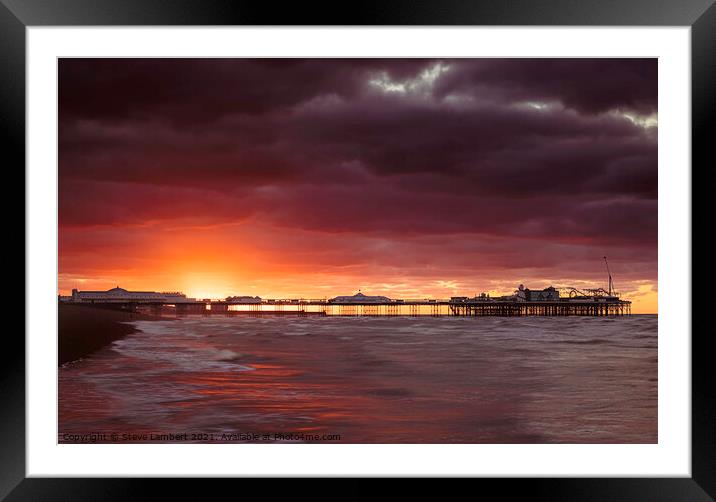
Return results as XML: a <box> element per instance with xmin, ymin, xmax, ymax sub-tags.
<box><xmin>58</xmin><ymin>304</ymin><xmax>159</xmax><ymax>366</ymax></box>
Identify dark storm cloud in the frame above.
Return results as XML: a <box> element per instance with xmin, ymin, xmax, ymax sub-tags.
<box><xmin>433</xmin><ymin>59</ymin><xmax>658</xmax><ymax>114</ymax></box>
<box><xmin>59</xmin><ymin>58</ymin><xmax>429</xmax><ymax>123</ymax></box>
<box><xmin>59</xmin><ymin>58</ymin><xmax>657</xmax><ymax>249</ymax></box>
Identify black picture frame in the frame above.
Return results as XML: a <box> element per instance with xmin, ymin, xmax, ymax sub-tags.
<box><xmin>5</xmin><ymin>0</ymin><xmax>711</xmax><ymax>499</ymax></box>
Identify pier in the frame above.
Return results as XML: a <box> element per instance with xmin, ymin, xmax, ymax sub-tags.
<box><xmin>446</xmin><ymin>299</ymin><xmax>630</xmax><ymax>317</ymax></box>
<box><xmin>60</xmin><ymin>296</ymin><xmax>631</xmax><ymax>317</ymax></box>
<box><xmin>60</xmin><ymin>270</ymin><xmax>632</xmax><ymax>316</ymax></box>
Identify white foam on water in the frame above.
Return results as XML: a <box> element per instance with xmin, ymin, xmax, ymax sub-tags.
<box><xmin>60</xmin><ymin>315</ymin><xmax>658</xmax><ymax>443</ymax></box>
<box><xmin>113</xmin><ymin>321</ymin><xmax>256</xmax><ymax>373</ymax></box>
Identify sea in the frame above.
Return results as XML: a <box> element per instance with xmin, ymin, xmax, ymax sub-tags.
<box><xmin>59</xmin><ymin>315</ymin><xmax>657</xmax><ymax>443</ymax></box>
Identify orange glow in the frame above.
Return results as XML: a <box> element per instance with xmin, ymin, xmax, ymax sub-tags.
<box><xmin>58</xmin><ymin>220</ymin><xmax>658</xmax><ymax>313</ymax></box>
<box><xmin>58</xmin><ymin>59</ymin><xmax>659</xmax><ymax>316</ymax></box>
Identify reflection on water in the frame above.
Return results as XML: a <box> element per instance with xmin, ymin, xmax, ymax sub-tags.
<box><xmin>225</xmin><ymin>304</ymin><xmax>448</xmax><ymax>315</ymax></box>
<box><xmin>59</xmin><ymin>316</ymin><xmax>657</xmax><ymax>443</ymax></box>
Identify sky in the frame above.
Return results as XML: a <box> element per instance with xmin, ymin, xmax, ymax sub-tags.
<box><xmin>58</xmin><ymin>58</ymin><xmax>658</xmax><ymax>313</ymax></box>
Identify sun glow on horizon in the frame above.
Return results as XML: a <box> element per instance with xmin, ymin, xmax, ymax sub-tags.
<box><xmin>58</xmin><ymin>59</ymin><xmax>658</xmax><ymax>316</ymax></box>
<box><xmin>57</xmin><ymin>273</ymin><xmax>658</xmax><ymax>314</ymax></box>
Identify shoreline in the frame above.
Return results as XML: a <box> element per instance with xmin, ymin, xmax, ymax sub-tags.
<box><xmin>58</xmin><ymin>306</ymin><xmax>657</xmax><ymax>367</ymax></box>
<box><xmin>58</xmin><ymin>304</ymin><xmax>160</xmax><ymax>366</ymax></box>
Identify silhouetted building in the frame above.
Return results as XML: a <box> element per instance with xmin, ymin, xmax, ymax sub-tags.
<box><xmin>225</xmin><ymin>295</ymin><xmax>262</xmax><ymax>303</ymax></box>
<box><xmin>70</xmin><ymin>287</ymin><xmax>193</xmax><ymax>303</ymax></box>
<box><xmin>515</xmin><ymin>285</ymin><xmax>560</xmax><ymax>301</ymax></box>
<box><xmin>329</xmin><ymin>291</ymin><xmax>392</xmax><ymax>303</ymax></box>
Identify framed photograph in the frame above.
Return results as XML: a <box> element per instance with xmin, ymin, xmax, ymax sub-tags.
<box><xmin>8</xmin><ymin>0</ymin><xmax>711</xmax><ymax>498</ymax></box>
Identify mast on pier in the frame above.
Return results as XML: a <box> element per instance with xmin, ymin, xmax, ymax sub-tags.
<box><xmin>603</xmin><ymin>256</ymin><xmax>614</xmax><ymax>296</ymax></box>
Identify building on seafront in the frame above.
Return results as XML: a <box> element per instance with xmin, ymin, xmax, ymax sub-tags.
<box><xmin>329</xmin><ymin>291</ymin><xmax>392</xmax><ymax>303</ymax></box>
<box><xmin>67</xmin><ymin>286</ymin><xmax>195</xmax><ymax>303</ymax></box>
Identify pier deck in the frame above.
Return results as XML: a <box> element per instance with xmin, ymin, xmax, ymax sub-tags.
<box><xmin>69</xmin><ymin>298</ymin><xmax>631</xmax><ymax>317</ymax></box>
<box><xmin>446</xmin><ymin>300</ymin><xmax>630</xmax><ymax>316</ymax></box>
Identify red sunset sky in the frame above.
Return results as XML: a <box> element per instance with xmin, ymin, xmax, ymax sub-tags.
<box><xmin>58</xmin><ymin>59</ymin><xmax>658</xmax><ymax>313</ymax></box>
